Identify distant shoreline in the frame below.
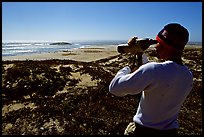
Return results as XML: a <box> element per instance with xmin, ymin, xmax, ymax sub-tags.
<box><xmin>2</xmin><ymin>45</ymin><xmax>119</xmax><ymax>62</ymax></box>
<box><xmin>2</xmin><ymin>45</ymin><xmax>202</xmax><ymax>62</ymax></box>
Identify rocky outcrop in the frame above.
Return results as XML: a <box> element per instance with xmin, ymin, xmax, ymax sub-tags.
<box><xmin>50</xmin><ymin>42</ymin><xmax>72</xmax><ymax>45</ymax></box>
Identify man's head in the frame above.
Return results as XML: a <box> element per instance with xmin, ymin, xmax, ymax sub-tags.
<box><xmin>155</xmin><ymin>23</ymin><xmax>189</xmax><ymax>60</ymax></box>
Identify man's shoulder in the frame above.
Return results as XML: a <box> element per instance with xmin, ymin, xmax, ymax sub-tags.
<box><xmin>145</xmin><ymin>61</ymin><xmax>174</xmax><ymax>67</ymax></box>
<box><xmin>142</xmin><ymin>61</ymin><xmax>161</xmax><ymax>68</ymax></box>
<box><xmin>139</xmin><ymin>62</ymin><xmax>160</xmax><ymax>72</ymax></box>
<box><xmin>140</xmin><ymin>61</ymin><xmax>170</xmax><ymax>71</ymax></box>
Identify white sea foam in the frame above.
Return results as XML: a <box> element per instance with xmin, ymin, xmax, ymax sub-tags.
<box><xmin>2</xmin><ymin>40</ymin><xmax>127</xmax><ymax>56</ymax></box>
<box><xmin>34</xmin><ymin>43</ymin><xmax>48</xmax><ymax>46</ymax></box>
<box><xmin>14</xmin><ymin>50</ymin><xmax>34</xmax><ymax>53</ymax></box>
<box><xmin>2</xmin><ymin>47</ymin><xmax>26</xmax><ymax>50</ymax></box>
<box><xmin>21</xmin><ymin>43</ymin><xmax>33</xmax><ymax>46</ymax></box>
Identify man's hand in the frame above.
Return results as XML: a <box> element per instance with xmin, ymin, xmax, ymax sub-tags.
<box><xmin>128</xmin><ymin>36</ymin><xmax>138</xmax><ymax>47</ymax></box>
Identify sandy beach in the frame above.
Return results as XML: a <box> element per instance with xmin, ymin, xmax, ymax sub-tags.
<box><xmin>2</xmin><ymin>45</ymin><xmax>202</xmax><ymax>135</ymax></box>
<box><xmin>2</xmin><ymin>46</ymin><xmax>119</xmax><ymax>62</ymax></box>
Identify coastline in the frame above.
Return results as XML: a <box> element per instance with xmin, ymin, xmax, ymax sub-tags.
<box><xmin>2</xmin><ymin>44</ymin><xmax>201</xmax><ymax>62</ymax></box>
<box><xmin>2</xmin><ymin>45</ymin><xmax>119</xmax><ymax>62</ymax></box>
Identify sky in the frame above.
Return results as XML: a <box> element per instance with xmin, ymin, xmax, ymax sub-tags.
<box><xmin>2</xmin><ymin>2</ymin><xmax>202</xmax><ymax>42</ymax></box>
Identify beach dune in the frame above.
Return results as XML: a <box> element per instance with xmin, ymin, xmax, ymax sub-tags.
<box><xmin>2</xmin><ymin>45</ymin><xmax>202</xmax><ymax>135</ymax></box>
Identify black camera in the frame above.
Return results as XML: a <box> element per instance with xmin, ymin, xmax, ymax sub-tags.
<box><xmin>117</xmin><ymin>38</ymin><xmax>158</xmax><ymax>54</ymax></box>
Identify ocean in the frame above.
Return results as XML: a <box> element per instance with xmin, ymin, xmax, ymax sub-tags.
<box><xmin>2</xmin><ymin>40</ymin><xmax>126</xmax><ymax>57</ymax></box>
<box><xmin>2</xmin><ymin>40</ymin><xmax>201</xmax><ymax>57</ymax></box>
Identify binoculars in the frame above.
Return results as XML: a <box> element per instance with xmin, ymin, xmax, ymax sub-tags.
<box><xmin>117</xmin><ymin>38</ymin><xmax>158</xmax><ymax>68</ymax></box>
<box><xmin>117</xmin><ymin>38</ymin><xmax>158</xmax><ymax>54</ymax></box>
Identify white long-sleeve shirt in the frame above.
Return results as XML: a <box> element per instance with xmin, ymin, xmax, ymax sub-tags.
<box><xmin>109</xmin><ymin>61</ymin><xmax>193</xmax><ymax>130</ymax></box>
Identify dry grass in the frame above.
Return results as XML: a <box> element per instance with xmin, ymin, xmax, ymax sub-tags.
<box><xmin>2</xmin><ymin>46</ymin><xmax>202</xmax><ymax>135</ymax></box>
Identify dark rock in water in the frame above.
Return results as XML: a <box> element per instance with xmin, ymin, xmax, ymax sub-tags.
<box><xmin>50</xmin><ymin>42</ymin><xmax>72</xmax><ymax>45</ymax></box>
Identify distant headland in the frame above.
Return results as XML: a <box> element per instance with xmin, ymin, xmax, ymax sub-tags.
<box><xmin>49</xmin><ymin>42</ymin><xmax>72</xmax><ymax>45</ymax></box>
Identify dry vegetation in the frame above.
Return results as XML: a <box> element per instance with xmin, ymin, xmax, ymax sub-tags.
<box><xmin>2</xmin><ymin>46</ymin><xmax>202</xmax><ymax>135</ymax></box>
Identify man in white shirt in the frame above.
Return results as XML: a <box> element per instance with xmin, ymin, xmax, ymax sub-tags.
<box><xmin>109</xmin><ymin>23</ymin><xmax>193</xmax><ymax>135</ymax></box>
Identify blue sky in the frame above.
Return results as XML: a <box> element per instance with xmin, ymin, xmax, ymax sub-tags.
<box><xmin>2</xmin><ymin>2</ymin><xmax>202</xmax><ymax>42</ymax></box>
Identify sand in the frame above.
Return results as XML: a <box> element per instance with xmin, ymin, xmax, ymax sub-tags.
<box><xmin>2</xmin><ymin>46</ymin><xmax>119</xmax><ymax>62</ymax></box>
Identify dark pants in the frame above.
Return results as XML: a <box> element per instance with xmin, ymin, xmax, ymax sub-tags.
<box><xmin>124</xmin><ymin>122</ymin><xmax>178</xmax><ymax>135</ymax></box>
